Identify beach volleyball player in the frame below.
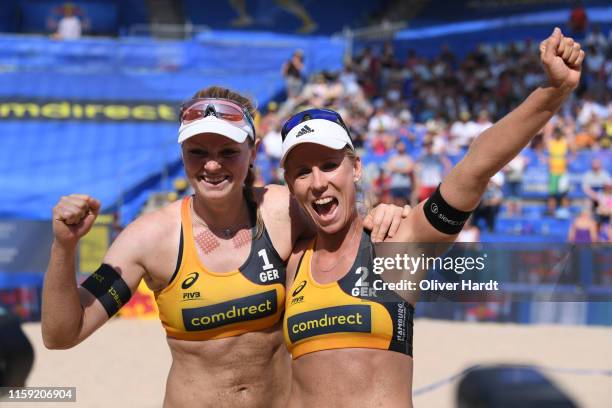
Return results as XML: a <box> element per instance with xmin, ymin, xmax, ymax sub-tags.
<box><xmin>280</xmin><ymin>28</ymin><xmax>584</xmax><ymax>407</ymax></box>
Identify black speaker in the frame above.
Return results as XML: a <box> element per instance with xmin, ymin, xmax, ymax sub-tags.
<box><xmin>456</xmin><ymin>365</ymin><xmax>577</xmax><ymax>408</ymax></box>
<box><xmin>0</xmin><ymin>308</ymin><xmax>35</xmax><ymax>390</ymax></box>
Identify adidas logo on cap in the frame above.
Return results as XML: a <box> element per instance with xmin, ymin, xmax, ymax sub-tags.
<box><xmin>296</xmin><ymin>125</ymin><xmax>315</xmax><ymax>138</ymax></box>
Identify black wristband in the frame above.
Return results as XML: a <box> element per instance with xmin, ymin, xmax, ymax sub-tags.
<box><xmin>423</xmin><ymin>185</ymin><xmax>472</xmax><ymax>235</ymax></box>
<box><xmin>81</xmin><ymin>264</ymin><xmax>132</xmax><ymax>317</ymax></box>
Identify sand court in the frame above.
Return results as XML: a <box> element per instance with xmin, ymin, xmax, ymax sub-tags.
<box><xmin>3</xmin><ymin>318</ymin><xmax>610</xmax><ymax>407</ymax></box>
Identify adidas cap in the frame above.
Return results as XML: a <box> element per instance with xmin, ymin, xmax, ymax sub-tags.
<box><xmin>280</xmin><ymin>118</ymin><xmax>354</xmax><ymax>167</ymax></box>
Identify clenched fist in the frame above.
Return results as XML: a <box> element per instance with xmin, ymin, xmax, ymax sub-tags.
<box><xmin>52</xmin><ymin>194</ymin><xmax>101</xmax><ymax>246</ymax></box>
<box><xmin>540</xmin><ymin>27</ymin><xmax>585</xmax><ymax>91</ymax></box>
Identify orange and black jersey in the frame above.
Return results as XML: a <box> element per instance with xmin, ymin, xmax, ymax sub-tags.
<box><xmin>155</xmin><ymin>197</ymin><xmax>286</xmax><ymax>341</ymax></box>
<box><xmin>284</xmin><ymin>230</ymin><xmax>414</xmax><ymax>359</ymax></box>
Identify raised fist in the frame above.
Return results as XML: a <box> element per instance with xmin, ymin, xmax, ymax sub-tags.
<box><xmin>539</xmin><ymin>27</ymin><xmax>585</xmax><ymax>91</ymax></box>
<box><xmin>52</xmin><ymin>194</ymin><xmax>101</xmax><ymax>246</ymax></box>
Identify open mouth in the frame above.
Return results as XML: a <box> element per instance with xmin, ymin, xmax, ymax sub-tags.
<box><xmin>312</xmin><ymin>196</ymin><xmax>339</xmax><ymax>218</ymax></box>
<box><xmin>198</xmin><ymin>175</ymin><xmax>229</xmax><ymax>186</ymax></box>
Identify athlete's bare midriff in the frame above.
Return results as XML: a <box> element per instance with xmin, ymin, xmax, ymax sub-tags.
<box><xmin>163</xmin><ymin>324</ymin><xmax>290</xmax><ymax>408</ymax></box>
<box><xmin>289</xmin><ymin>348</ymin><xmax>413</xmax><ymax>408</ymax></box>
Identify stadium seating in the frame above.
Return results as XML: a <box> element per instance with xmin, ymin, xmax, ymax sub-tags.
<box><xmin>182</xmin><ymin>0</ymin><xmax>380</xmax><ymax>34</ymax></box>
<box><xmin>0</xmin><ymin>33</ymin><xmax>345</xmax><ymax>222</ymax></box>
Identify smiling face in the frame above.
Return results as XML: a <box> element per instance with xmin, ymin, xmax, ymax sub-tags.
<box><xmin>181</xmin><ymin>132</ymin><xmax>256</xmax><ymax>203</ymax></box>
<box><xmin>284</xmin><ymin>144</ymin><xmax>361</xmax><ymax>235</ymax></box>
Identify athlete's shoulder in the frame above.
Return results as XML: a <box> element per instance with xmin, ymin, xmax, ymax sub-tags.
<box><xmin>115</xmin><ymin>199</ymin><xmax>182</xmax><ymax>248</ymax></box>
<box><xmin>255</xmin><ymin>184</ymin><xmax>293</xmax><ymax>225</ymax></box>
<box><xmin>257</xmin><ymin>184</ymin><xmax>291</xmax><ymax>208</ymax></box>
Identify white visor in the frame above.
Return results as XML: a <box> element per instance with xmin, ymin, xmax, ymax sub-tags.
<box><xmin>178</xmin><ymin>115</ymin><xmax>252</xmax><ymax>144</ymax></box>
<box><xmin>280</xmin><ymin>118</ymin><xmax>354</xmax><ymax>166</ymax></box>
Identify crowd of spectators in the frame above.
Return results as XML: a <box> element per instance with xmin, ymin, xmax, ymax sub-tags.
<box><xmin>254</xmin><ymin>26</ymin><xmax>612</xmax><ymax>241</ymax></box>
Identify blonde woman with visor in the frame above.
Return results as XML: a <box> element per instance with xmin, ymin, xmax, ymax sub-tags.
<box><xmin>280</xmin><ymin>28</ymin><xmax>584</xmax><ymax>407</ymax></box>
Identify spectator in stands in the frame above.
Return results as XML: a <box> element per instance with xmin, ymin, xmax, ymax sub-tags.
<box><xmin>582</xmin><ymin>158</ymin><xmax>611</xmax><ymax>214</ymax></box>
<box><xmin>372</xmin><ymin>167</ymin><xmax>392</xmax><ymax>204</ymax></box>
<box><xmin>568</xmin><ymin>1</ymin><xmax>588</xmax><ymax>36</ymax></box>
<box><xmin>577</xmin><ymin>92</ymin><xmax>607</xmax><ymax>127</ymax></box>
<box><xmin>504</xmin><ymin>152</ymin><xmax>528</xmax><ymax>216</ymax></box>
<box><xmin>368</xmin><ymin>105</ymin><xmax>398</xmax><ymax>134</ymax></box>
<box><xmin>282</xmin><ymin>49</ymin><xmax>305</xmax><ymax>99</ymax></box>
<box><xmin>450</xmin><ymin>110</ymin><xmax>479</xmax><ymax>151</ymax></box>
<box><xmin>585</xmin><ymin>181</ymin><xmax>612</xmax><ymax>227</ymax></box>
<box><xmin>354</xmin><ymin>47</ymin><xmax>380</xmax><ymax>98</ymax></box>
<box><xmin>574</xmin><ymin>116</ymin><xmax>600</xmax><ymax>150</ymax></box>
<box><xmin>48</xmin><ymin>3</ymin><xmax>87</xmax><ymax>40</ymax></box>
<box><xmin>474</xmin><ymin>110</ymin><xmax>493</xmax><ymax>136</ymax></box>
<box><xmin>387</xmin><ymin>141</ymin><xmax>414</xmax><ymax>206</ymax></box>
<box><xmin>395</xmin><ymin>109</ymin><xmax>417</xmax><ymax>148</ymax></box>
<box><xmin>568</xmin><ymin>205</ymin><xmax>599</xmax><ymax>243</ymax></box>
<box><xmin>473</xmin><ymin>172</ymin><xmax>504</xmax><ymax>232</ymax></box>
<box><xmin>603</xmin><ymin>110</ymin><xmax>612</xmax><ymax>148</ymax></box>
<box><xmin>338</xmin><ymin>61</ymin><xmax>360</xmax><ymax>97</ymax></box>
<box><xmin>546</xmin><ymin>127</ymin><xmax>571</xmax><ymax>217</ymax></box>
<box><xmin>414</xmin><ymin>139</ymin><xmax>450</xmax><ymax>202</ymax></box>
<box><xmin>585</xmin><ymin>24</ymin><xmax>607</xmax><ymax>50</ymax></box>
<box><xmin>261</xmin><ymin>103</ymin><xmax>283</xmax><ymax>169</ymax></box>
<box><xmin>380</xmin><ymin>42</ymin><xmax>398</xmax><ymax>91</ymax></box>
<box><xmin>299</xmin><ymin>73</ymin><xmax>331</xmax><ymax>108</ymax></box>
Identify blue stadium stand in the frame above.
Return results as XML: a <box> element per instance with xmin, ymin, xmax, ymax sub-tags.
<box><xmin>182</xmin><ymin>0</ymin><xmax>380</xmax><ymax>34</ymax></box>
<box><xmin>0</xmin><ymin>33</ymin><xmax>345</xmax><ymax>224</ymax></box>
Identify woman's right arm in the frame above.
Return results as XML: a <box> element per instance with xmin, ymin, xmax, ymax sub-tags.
<box><xmin>42</xmin><ymin>194</ymin><xmax>147</xmax><ymax>349</ymax></box>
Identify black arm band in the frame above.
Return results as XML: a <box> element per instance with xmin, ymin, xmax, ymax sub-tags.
<box><xmin>423</xmin><ymin>184</ymin><xmax>472</xmax><ymax>235</ymax></box>
<box><xmin>81</xmin><ymin>264</ymin><xmax>132</xmax><ymax>317</ymax></box>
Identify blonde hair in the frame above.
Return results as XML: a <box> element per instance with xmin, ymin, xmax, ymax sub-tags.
<box><xmin>191</xmin><ymin>86</ymin><xmax>263</xmax><ymax>238</ymax></box>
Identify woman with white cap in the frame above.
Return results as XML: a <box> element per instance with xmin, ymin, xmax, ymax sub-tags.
<box><xmin>41</xmin><ymin>86</ymin><xmax>406</xmax><ymax>407</ymax></box>
<box><xmin>280</xmin><ymin>28</ymin><xmax>584</xmax><ymax>406</ymax></box>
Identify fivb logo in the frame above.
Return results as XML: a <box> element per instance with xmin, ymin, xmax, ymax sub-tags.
<box><xmin>296</xmin><ymin>125</ymin><xmax>314</xmax><ymax>137</ymax></box>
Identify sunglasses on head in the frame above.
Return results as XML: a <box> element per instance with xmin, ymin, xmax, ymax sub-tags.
<box><xmin>281</xmin><ymin>108</ymin><xmax>352</xmax><ymax>141</ymax></box>
<box><xmin>180</xmin><ymin>98</ymin><xmax>256</xmax><ymax>140</ymax></box>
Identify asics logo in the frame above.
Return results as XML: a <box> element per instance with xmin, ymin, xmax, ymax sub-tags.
<box><xmin>292</xmin><ymin>280</ymin><xmax>307</xmax><ymax>296</ymax></box>
<box><xmin>182</xmin><ymin>272</ymin><xmax>200</xmax><ymax>290</ymax></box>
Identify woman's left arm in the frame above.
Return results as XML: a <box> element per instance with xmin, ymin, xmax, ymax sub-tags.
<box><xmin>441</xmin><ymin>27</ymin><xmax>584</xmax><ymax>212</ymax></box>
<box><xmin>393</xmin><ymin>28</ymin><xmax>584</xmax><ymax>243</ymax></box>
